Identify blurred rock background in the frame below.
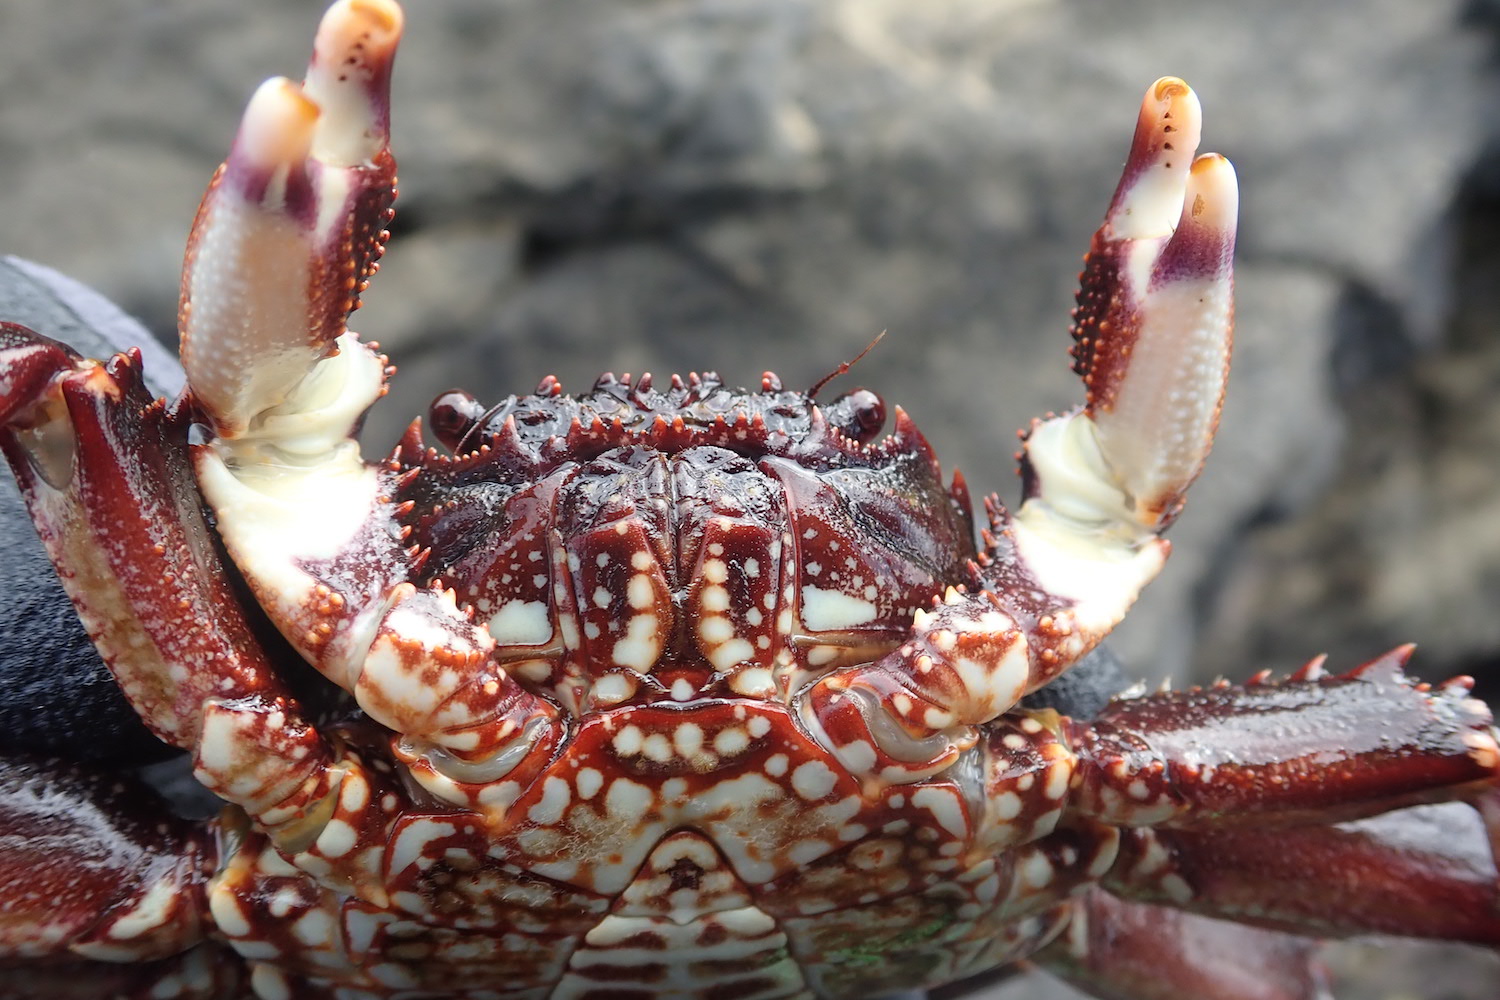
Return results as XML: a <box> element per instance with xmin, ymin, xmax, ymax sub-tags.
<box><xmin>2</xmin><ymin>0</ymin><xmax>1499</xmax><ymax>997</ymax></box>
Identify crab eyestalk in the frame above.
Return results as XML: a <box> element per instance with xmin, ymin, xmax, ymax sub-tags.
<box><xmin>184</xmin><ymin>0</ymin><xmax>562</xmax><ymax>782</ymax></box>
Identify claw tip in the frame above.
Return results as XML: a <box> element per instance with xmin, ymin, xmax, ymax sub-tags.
<box><xmin>1106</xmin><ymin>77</ymin><xmax>1205</xmax><ymax>240</ymax></box>
<box><xmin>1151</xmin><ymin>76</ymin><xmax>1191</xmax><ymax>102</ymax></box>
<box><xmin>1187</xmin><ymin>153</ymin><xmax>1238</xmax><ymax>221</ymax></box>
<box><xmin>322</xmin><ymin>0</ymin><xmax>404</xmax><ymax>44</ymax></box>
<box><xmin>237</xmin><ymin>78</ymin><xmax>319</xmax><ymax>173</ymax></box>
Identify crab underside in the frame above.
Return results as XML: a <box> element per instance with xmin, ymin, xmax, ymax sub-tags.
<box><xmin>0</xmin><ymin>2</ymin><xmax>1497</xmax><ymax>999</ymax></box>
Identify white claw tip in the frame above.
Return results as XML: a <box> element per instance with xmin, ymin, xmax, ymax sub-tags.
<box><xmin>306</xmin><ymin>0</ymin><xmax>405</xmax><ymax>167</ymax></box>
<box><xmin>1108</xmin><ymin>77</ymin><xmax>1204</xmax><ymax>241</ymax></box>
<box><xmin>237</xmin><ymin>78</ymin><xmax>319</xmax><ymax>175</ymax></box>
<box><xmin>1185</xmin><ymin>153</ymin><xmax>1239</xmax><ymax>235</ymax></box>
<box><xmin>318</xmin><ymin>0</ymin><xmax>404</xmax><ymax>52</ymax></box>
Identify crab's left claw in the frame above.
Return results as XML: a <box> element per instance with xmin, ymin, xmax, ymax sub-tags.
<box><xmin>998</xmin><ymin>77</ymin><xmax>1238</xmax><ymax>678</ymax></box>
<box><xmin>804</xmin><ymin>79</ymin><xmax>1238</xmax><ymax>781</ymax></box>
<box><xmin>1038</xmin><ymin>77</ymin><xmax>1238</xmax><ymax>534</ymax></box>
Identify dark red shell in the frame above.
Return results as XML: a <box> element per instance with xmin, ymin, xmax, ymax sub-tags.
<box><xmin>396</xmin><ymin>371</ymin><xmax>975</xmax><ymax>713</ymax></box>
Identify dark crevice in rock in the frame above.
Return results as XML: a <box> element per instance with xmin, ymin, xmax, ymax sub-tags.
<box><xmin>515</xmin><ymin>185</ymin><xmax>808</xmax><ymax>277</ymax></box>
<box><xmin>1329</xmin><ymin>279</ymin><xmax>1418</xmax><ymax>396</ymax></box>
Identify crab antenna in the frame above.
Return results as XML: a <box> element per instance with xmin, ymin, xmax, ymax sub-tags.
<box><xmin>808</xmin><ymin>329</ymin><xmax>888</xmax><ymax>398</ymax></box>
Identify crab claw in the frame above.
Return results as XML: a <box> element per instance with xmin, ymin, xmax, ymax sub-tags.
<box><xmin>1009</xmin><ymin>77</ymin><xmax>1237</xmax><ymax>652</ymax></box>
<box><xmin>1080</xmin><ymin>80</ymin><xmax>1237</xmax><ymax>526</ymax></box>
<box><xmin>1025</xmin><ymin>78</ymin><xmax>1237</xmax><ymax>538</ymax></box>
<box><xmin>800</xmin><ymin>81</ymin><xmax>1238</xmax><ymax>782</ymax></box>
<box><xmin>178</xmin><ymin>0</ymin><xmax>401</xmax><ymax>441</ymax></box>
<box><xmin>188</xmin><ymin>0</ymin><xmax>407</xmax><ymax>721</ymax></box>
<box><xmin>186</xmin><ymin>1</ymin><xmax>563</xmax><ymax>789</ymax></box>
<box><xmin>185</xmin><ymin>0</ymin><xmax>407</xmax><ymax>657</ymax></box>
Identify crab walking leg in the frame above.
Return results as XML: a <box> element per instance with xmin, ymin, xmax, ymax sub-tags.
<box><xmin>0</xmin><ymin>759</ymin><xmax>221</xmax><ymax>968</ymax></box>
<box><xmin>1065</xmin><ymin>650</ymin><xmax>1500</xmax><ymax>828</ymax></box>
<box><xmin>185</xmin><ymin>0</ymin><xmax>561</xmax><ymax>773</ymax></box>
<box><xmin>802</xmin><ymin>80</ymin><xmax>1237</xmax><ymax>780</ymax></box>
<box><xmin>1059</xmin><ymin>651</ymin><xmax>1500</xmax><ymax>944</ymax></box>
<box><xmin>0</xmin><ymin>328</ymin><xmax>355</xmax><ymax>849</ymax></box>
<box><xmin>1035</xmin><ymin>889</ymin><xmax>1331</xmax><ymax>1000</ymax></box>
<box><xmin>1100</xmin><ymin>803</ymin><xmax>1500</xmax><ymax>947</ymax></box>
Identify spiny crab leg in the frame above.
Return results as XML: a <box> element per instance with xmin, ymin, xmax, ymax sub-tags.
<box><xmin>184</xmin><ymin>0</ymin><xmax>562</xmax><ymax>798</ymax></box>
<box><xmin>0</xmin><ymin>329</ymin><xmax>341</xmax><ymax>853</ymax></box>
<box><xmin>804</xmin><ymin>79</ymin><xmax>1238</xmax><ymax>781</ymax></box>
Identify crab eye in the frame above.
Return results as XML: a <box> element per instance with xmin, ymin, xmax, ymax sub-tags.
<box><xmin>825</xmin><ymin>388</ymin><xmax>886</xmax><ymax>444</ymax></box>
<box><xmin>429</xmin><ymin>389</ymin><xmax>487</xmax><ymax>452</ymax></box>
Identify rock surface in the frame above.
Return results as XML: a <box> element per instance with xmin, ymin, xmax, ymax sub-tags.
<box><xmin>2</xmin><ymin>0</ymin><xmax>1499</xmax><ymax>996</ymax></box>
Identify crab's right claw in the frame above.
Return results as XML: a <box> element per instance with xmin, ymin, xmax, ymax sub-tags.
<box><xmin>1006</xmin><ymin>77</ymin><xmax>1238</xmax><ymax>670</ymax></box>
<box><xmin>184</xmin><ymin>0</ymin><xmax>409</xmax><ymax>684</ymax></box>
<box><xmin>183</xmin><ymin>0</ymin><xmax>564</xmax><ymax>788</ymax></box>
<box><xmin>178</xmin><ymin>0</ymin><xmax>401</xmax><ymax>442</ymax></box>
<box><xmin>185</xmin><ymin>0</ymin><xmax>411</xmax><ymax>730</ymax></box>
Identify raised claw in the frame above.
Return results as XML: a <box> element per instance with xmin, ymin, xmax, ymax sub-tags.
<box><xmin>184</xmin><ymin>0</ymin><xmax>564</xmax><ymax>795</ymax></box>
<box><xmin>1008</xmin><ymin>77</ymin><xmax>1237</xmax><ymax>661</ymax></box>
<box><xmin>1024</xmin><ymin>77</ymin><xmax>1237</xmax><ymax>541</ymax></box>
<box><xmin>801</xmin><ymin>79</ymin><xmax>1238</xmax><ymax>782</ymax></box>
<box><xmin>186</xmin><ymin>0</ymin><xmax>407</xmax><ymax>723</ymax></box>
<box><xmin>178</xmin><ymin>0</ymin><xmax>401</xmax><ymax>440</ymax></box>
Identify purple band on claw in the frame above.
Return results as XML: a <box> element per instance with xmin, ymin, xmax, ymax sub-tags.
<box><xmin>178</xmin><ymin>0</ymin><xmax>401</xmax><ymax>439</ymax></box>
<box><xmin>1151</xmin><ymin>153</ymin><xmax>1238</xmax><ymax>288</ymax></box>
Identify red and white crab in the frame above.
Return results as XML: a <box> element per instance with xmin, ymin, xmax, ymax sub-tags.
<box><xmin>1</xmin><ymin>2</ymin><xmax>1497</xmax><ymax>998</ymax></box>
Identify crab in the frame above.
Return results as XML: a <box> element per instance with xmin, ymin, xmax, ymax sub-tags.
<box><xmin>0</xmin><ymin>2</ymin><xmax>1497</xmax><ymax>998</ymax></box>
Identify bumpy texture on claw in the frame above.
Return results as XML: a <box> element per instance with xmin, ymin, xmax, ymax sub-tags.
<box><xmin>184</xmin><ymin>0</ymin><xmax>564</xmax><ymax>794</ymax></box>
<box><xmin>801</xmin><ymin>78</ymin><xmax>1239</xmax><ymax>782</ymax></box>
<box><xmin>179</xmin><ymin>0</ymin><xmax>401</xmax><ymax>440</ymax></box>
